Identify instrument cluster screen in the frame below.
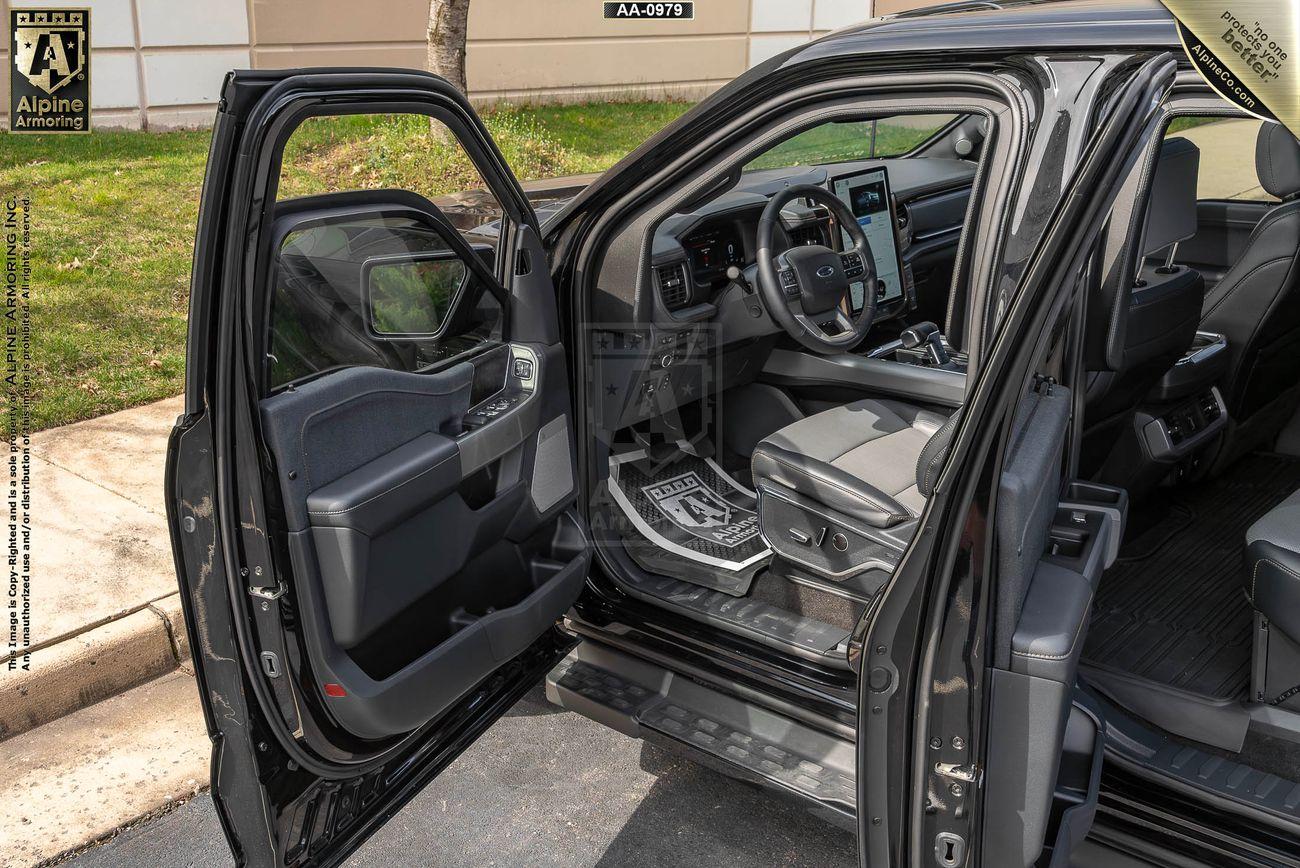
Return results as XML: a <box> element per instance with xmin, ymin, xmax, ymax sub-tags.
<box><xmin>685</xmin><ymin>224</ymin><xmax>745</xmax><ymax>282</ymax></box>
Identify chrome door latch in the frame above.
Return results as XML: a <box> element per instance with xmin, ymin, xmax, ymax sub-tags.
<box><xmin>934</xmin><ymin>762</ymin><xmax>983</xmax><ymax>786</ymax></box>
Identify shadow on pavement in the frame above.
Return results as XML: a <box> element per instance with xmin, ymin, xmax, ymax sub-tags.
<box><xmin>64</xmin><ymin>685</ymin><xmax>856</xmax><ymax>868</ymax></box>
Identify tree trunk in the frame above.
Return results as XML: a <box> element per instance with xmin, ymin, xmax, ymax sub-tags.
<box><xmin>427</xmin><ymin>0</ymin><xmax>471</xmax><ymax>95</ymax></box>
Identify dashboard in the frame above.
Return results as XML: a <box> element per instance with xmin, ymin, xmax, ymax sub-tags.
<box><xmin>646</xmin><ymin>157</ymin><xmax>974</xmax><ymax>322</ymax></box>
<box><xmin>588</xmin><ymin>156</ymin><xmax>976</xmax><ymax>430</ymax></box>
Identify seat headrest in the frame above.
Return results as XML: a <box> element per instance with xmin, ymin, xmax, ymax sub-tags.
<box><xmin>1140</xmin><ymin>136</ymin><xmax>1200</xmax><ymax>258</ymax></box>
<box><xmin>1256</xmin><ymin>122</ymin><xmax>1300</xmax><ymax>200</ymax></box>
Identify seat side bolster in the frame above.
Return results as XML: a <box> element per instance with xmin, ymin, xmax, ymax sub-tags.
<box><xmin>752</xmin><ymin>442</ymin><xmax>910</xmax><ymax>528</ymax></box>
<box><xmin>915</xmin><ymin>410</ymin><xmax>962</xmax><ymax>497</ymax></box>
<box><xmin>1247</xmin><ymin>538</ymin><xmax>1300</xmax><ymax>643</ymax></box>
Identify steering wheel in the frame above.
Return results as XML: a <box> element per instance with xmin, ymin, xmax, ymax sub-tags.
<box><xmin>756</xmin><ymin>184</ymin><xmax>878</xmax><ymax>354</ymax></box>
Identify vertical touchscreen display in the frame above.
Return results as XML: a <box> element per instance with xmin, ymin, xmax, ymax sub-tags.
<box><xmin>830</xmin><ymin>168</ymin><xmax>904</xmax><ymax>311</ymax></box>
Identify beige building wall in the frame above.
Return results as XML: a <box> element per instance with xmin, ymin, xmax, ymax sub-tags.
<box><xmin>0</xmin><ymin>0</ymin><xmax>942</xmax><ymax>129</ymax></box>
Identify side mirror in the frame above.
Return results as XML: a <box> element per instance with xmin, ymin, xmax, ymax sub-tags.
<box><xmin>362</xmin><ymin>252</ymin><xmax>467</xmax><ymax>339</ymax></box>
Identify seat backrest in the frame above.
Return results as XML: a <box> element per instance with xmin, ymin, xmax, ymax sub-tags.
<box><xmin>1081</xmin><ymin>136</ymin><xmax>1205</xmax><ymax>470</ymax></box>
<box><xmin>1200</xmin><ymin>123</ymin><xmax>1300</xmax><ymax>433</ymax></box>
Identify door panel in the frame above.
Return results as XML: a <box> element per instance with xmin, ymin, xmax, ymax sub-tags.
<box><xmin>168</xmin><ymin>69</ymin><xmax>589</xmax><ymax>866</ymax></box>
<box><xmin>260</xmin><ymin>343</ymin><xmax>585</xmax><ymax>739</ymax></box>
<box><xmin>982</xmin><ymin>385</ymin><xmax>1126</xmax><ymax>867</ymax></box>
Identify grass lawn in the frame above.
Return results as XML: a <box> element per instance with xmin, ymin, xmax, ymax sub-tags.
<box><xmin>0</xmin><ymin>100</ymin><xmax>691</xmax><ymax>430</ymax></box>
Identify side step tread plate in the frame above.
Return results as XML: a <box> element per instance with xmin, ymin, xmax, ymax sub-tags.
<box><xmin>546</xmin><ymin>643</ymin><xmax>856</xmax><ymax>812</ymax></box>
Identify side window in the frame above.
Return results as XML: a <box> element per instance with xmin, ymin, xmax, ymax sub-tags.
<box><xmin>266</xmin><ymin>114</ymin><xmax>506</xmax><ymax>391</ymax></box>
<box><xmin>1165</xmin><ymin>116</ymin><xmax>1277</xmax><ymax>202</ymax></box>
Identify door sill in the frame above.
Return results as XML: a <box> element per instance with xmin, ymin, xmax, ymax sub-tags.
<box><xmin>1087</xmin><ymin>685</ymin><xmax>1300</xmax><ymax>832</ymax></box>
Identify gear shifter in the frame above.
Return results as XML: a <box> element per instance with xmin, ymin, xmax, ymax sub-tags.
<box><xmin>900</xmin><ymin>321</ymin><xmax>952</xmax><ymax>367</ymax></box>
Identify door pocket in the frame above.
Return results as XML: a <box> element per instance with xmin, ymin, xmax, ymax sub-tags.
<box><xmin>286</xmin><ymin>512</ymin><xmax>589</xmax><ymax>738</ymax></box>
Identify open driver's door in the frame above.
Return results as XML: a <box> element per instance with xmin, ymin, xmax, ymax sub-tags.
<box><xmin>167</xmin><ymin>70</ymin><xmax>588</xmax><ymax>866</ymax></box>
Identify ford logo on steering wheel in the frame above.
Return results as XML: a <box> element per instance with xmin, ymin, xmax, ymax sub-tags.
<box><xmin>815</xmin><ymin>265</ymin><xmax>836</xmax><ymax>278</ymax></box>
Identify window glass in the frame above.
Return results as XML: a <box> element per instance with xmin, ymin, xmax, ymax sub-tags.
<box><xmin>267</xmin><ymin>112</ymin><xmax>504</xmax><ymax>390</ymax></box>
<box><xmin>270</xmin><ymin>215</ymin><xmax>500</xmax><ymax>388</ymax></box>
<box><xmin>279</xmin><ymin>113</ymin><xmax>504</xmax><ymax>229</ymax></box>
<box><xmin>744</xmin><ymin>113</ymin><xmax>957</xmax><ymax>170</ymax></box>
<box><xmin>1165</xmin><ymin>116</ymin><xmax>1277</xmax><ymax>202</ymax></box>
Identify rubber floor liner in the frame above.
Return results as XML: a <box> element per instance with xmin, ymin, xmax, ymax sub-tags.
<box><xmin>1084</xmin><ymin>453</ymin><xmax>1300</xmax><ymax>699</ymax></box>
<box><xmin>607</xmin><ymin>451</ymin><xmax>770</xmax><ymax>596</ymax></box>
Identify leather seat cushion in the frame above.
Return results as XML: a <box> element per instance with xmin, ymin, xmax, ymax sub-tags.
<box><xmin>752</xmin><ymin>398</ymin><xmax>948</xmax><ymax>527</ymax></box>
<box><xmin>1246</xmin><ymin>487</ymin><xmax>1300</xmax><ymax>643</ymax></box>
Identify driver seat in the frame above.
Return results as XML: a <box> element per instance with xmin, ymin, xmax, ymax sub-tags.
<box><xmin>752</xmin><ymin>398</ymin><xmax>957</xmax><ymax>578</ymax></box>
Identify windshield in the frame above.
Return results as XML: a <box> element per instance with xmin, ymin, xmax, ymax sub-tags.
<box><xmin>744</xmin><ymin>113</ymin><xmax>959</xmax><ymax>171</ymax></box>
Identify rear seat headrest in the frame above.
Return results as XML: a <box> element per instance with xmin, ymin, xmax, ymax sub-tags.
<box><xmin>1256</xmin><ymin>122</ymin><xmax>1300</xmax><ymax>201</ymax></box>
<box><xmin>1140</xmin><ymin>136</ymin><xmax>1200</xmax><ymax>258</ymax></box>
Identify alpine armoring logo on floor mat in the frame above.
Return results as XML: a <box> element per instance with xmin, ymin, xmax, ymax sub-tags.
<box><xmin>642</xmin><ymin>472</ymin><xmax>759</xmax><ymax>548</ymax></box>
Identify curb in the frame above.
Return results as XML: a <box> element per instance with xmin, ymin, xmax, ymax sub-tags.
<box><xmin>0</xmin><ymin>594</ymin><xmax>189</xmax><ymax>742</ymax></box>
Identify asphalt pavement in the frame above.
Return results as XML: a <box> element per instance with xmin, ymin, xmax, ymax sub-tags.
<box><xmin>65</xmin><ymin>685</ymin><xmax>858</xmax><ymax>868</ymax></box>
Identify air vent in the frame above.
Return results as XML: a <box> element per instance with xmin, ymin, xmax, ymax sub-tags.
<box><xmin>655</xmin><ymin>262</ymin><xmax>690</xmax><ymax>310</ymax></box>
<box><xmin>895</xmin><ymin>202</ymin><xmax>912</xmax><ymax>245</ymax></box>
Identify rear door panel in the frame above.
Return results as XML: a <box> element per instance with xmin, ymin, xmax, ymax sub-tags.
<box><xmin>981</xmin><ymin>384</ymin><xmax>1123</xmax><ymax>867</ymax></box>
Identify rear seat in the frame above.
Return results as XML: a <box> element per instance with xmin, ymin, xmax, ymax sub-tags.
<box><xmin>1246</xmin><ymin>489</ymin><xmax>1300</xmax><ymax>706</ymax></box>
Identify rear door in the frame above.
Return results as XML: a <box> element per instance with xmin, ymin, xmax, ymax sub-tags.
<box><xmin>167</xmin><ymin>70</ymin><xmax>588</xmax><ymax>866</ymax></box>
<box><xmin>853</xmin><ymin>54</ymin><xmax>1176</xmax><ymax>868</ymax></box>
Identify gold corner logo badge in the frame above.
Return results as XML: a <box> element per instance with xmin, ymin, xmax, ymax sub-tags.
<box><xmin>1161</xmin><ymin>1</ymin><xmax>1296</xmax><ymax>136</ymax></box>
<box><xmin>10</xmin><ymin>8</ymin><xmax>91</xmax><ymax>133</ymax></box>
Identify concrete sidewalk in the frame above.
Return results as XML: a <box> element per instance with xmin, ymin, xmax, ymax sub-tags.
<box><xmin>0</xmin><ymin>395</ymin><xmax>213</xmax><ymax>867</ymax></box>
<box><xmin>2</xmin><ymin>395</ymin><xmax>188</xmax><ymax>739</ymax></box>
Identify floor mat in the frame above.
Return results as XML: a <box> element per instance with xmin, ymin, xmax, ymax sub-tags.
<box><xmin>1083</xmin><ymin>453</ymin><xmax>1300</xmax><ymax>700</ymax></box>
<box><xmin>607</xmin><ymin>450</ymin><xmax>771</xmax><ymax>596</ymax></box>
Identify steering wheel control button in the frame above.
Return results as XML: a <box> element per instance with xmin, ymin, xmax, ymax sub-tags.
<box><xmin>779</xmin><ymin>269</ymin><xmax>800</xmax><ymax>297</ymax></box>
<box><xmin>840</xmin><ymin>252</ymin><xmax>865</xmax><ymax>278</ymax></box>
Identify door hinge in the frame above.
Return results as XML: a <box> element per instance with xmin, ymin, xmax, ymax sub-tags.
<box><xmin>934</xmin><ymin>761</ymin><xmax>983</xmax><ymax>786</ymax></box>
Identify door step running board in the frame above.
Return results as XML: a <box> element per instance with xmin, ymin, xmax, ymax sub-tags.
<box><xmin>546</xmin><ymin>642</ymin><xmax>856</xmax><ymax>814</ymax></box>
